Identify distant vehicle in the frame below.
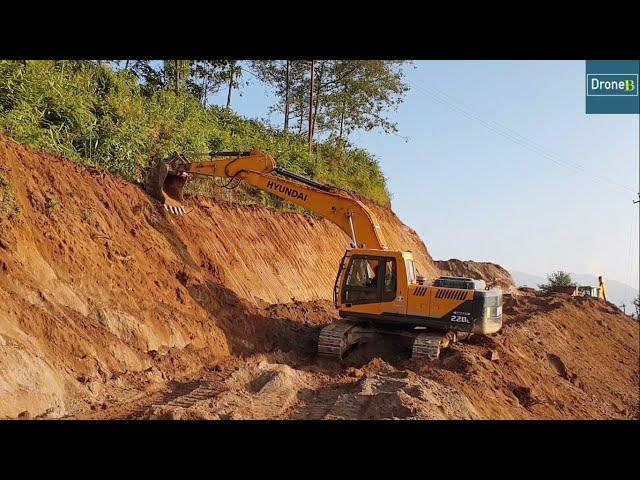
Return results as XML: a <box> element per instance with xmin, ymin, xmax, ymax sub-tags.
<box><xmin>546</xmin><ymin>285</ymin><xmax>601</xmax><ymax>298</ymax></box>
<box><xmin>577</xmin><ymin>286</ymin><xmax>601</xmax><ymax>298</ymax></box>
<box><xmin>547</xmin><ymin>285</ymin><xmax>579</xmax><ymax>295</ymax></box>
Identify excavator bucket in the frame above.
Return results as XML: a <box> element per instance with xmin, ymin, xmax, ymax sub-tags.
<box><xmin>144</xmin><ymin>157</ymin><xmax>188</xmax><ymax>215</ymax></box>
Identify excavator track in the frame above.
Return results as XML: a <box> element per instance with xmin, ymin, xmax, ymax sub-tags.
<box><xmin>151</xmin><ymin>382</ymin><xmax>222</xmax><ymax>410</ymax></box>
<box><xmin>411</xmin><ymin>331</ymin><xmax>457</xmax><ymax>361</ymax></box>
<box><xmin>317</xmin><ymin>321</ymin><xmax>358</xmax><ymax>359</ymax></box>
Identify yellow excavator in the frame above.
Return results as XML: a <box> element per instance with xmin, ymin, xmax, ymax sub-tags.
<box><xmin>144</xmin><ymin>150</ymin><xmax>503</xmax><ymax>361</ymax></box>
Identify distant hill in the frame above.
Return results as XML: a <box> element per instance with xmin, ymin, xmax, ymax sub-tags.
<box><xmin>511</xmin><ymin>271</ymin><xmax>638</xmax><ymax>314</ymax></box>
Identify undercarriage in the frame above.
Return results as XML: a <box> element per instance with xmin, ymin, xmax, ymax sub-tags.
<box><xmin>317</xmin><ymin>320</ymin><xmax>463</xmax><ymax>362</ymax></box>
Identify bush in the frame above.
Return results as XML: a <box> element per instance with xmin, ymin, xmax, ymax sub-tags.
<box><xmin>539</xmin><ymin>271</ymin><xmax>575</xmax><ymax>292</ymax></box>
<box><xmin>0</xmin><ymin>60</ymin><xmax>390</xmax><ymax>208</ymax></box>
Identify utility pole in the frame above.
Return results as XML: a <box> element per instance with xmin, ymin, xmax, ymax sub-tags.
<box><xmin>308</xmin><ymin>59</ymin><xmax>315</xmax><ymax>153</ymax></box>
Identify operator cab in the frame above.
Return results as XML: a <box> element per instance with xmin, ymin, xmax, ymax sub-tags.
<box><xmin>335</xmin><ymin>249</ymin><xmax>502</xmax><ymax>335</ymax></box>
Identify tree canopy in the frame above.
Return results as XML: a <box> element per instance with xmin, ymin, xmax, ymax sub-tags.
<box><xmin>538</xmin><ymin>271</ymin><xmax>576</xmax><ymax>292</ymax></box>
<box><xmin>250</xmin><ymin>60</ymin><xmax>410</xmax><ymax>146</ymax></box>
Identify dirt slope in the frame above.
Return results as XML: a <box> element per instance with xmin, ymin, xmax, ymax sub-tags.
<box><xmin>0</xmin><ymin>138</ymin><xmax>434</xmax><ymax>418</ymax></box>
<box><xmin>436</xmin><ymin>259</ymin><xmax>517</xmax><ymax>293</ymax></box>
<box><xmin>0</xmin><ymin>138</ymin><xmax>637</xmax><ymax>420</ymax></box>
<box><xmin>430</xmin><ymin>290</ymin><xmax>638</xmax><ymax>419</ymax></box>
<box><xmin>80</xmin><ymin>291</ymin><xmax>638</xmax><ymax>421</ymax></box>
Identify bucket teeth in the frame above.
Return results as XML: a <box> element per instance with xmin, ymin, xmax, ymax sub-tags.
<box><xmin>163</xmin><ymin>203</ymin><xmax>186</xmax><ymax>215</ymax></box>
<box><xmin>144</xmin><ymin>156</ymin><xmax>189</xmax><ymax>215</ymax></box>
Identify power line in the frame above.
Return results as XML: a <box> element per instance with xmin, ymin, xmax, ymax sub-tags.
<box><xmin>406</xmin><ymin>79</ymin><xmax>638</xmax><ymax>196</ymax></box>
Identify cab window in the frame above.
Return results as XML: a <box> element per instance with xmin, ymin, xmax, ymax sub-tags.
<box><xmin>342</xmin><ymin>256</ymin><xmax>396</xmax><ymax>305</ymax></box>
<box><xmin>405</xmin><ymin>259</ymin><xmax>416</xmax><ymax>283</ymax></box>
<box><xmin>382</xmin><ymin>258</ymin><xmax>397</xmax><ymax>302</ymax></box>
<box><xmin>345</xmin><ymin>257</ymin><xmax>380</xmax><ymax>288</ymax></box>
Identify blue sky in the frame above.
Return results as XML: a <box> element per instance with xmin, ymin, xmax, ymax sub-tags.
<box><xmin>209</xmin><ymin>61</ymin><xmax>639</xmax><ymax>289</ymax></box>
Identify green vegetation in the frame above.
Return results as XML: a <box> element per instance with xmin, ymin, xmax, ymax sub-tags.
<box><xmin>0</xmin><ymin>60</ymin><xmax>400</xmax><ymax>208</ymax></box>
<box><xmin>0</xmin><ymin>169</ymin><xmax>19</xmax><ymax>218</ymax></box>
<box><xmin>249</xmin><ymin>60</ymin><xmax>409</xmax><ymax>141</ymax></box>
<box><xmin>539</xmin><ymin>271</ymin><xmax>576</xmax><ymax>292</ymax></box>
<box><xmin>44</xmin><ymin>195</ymin><xmax>60</xmax><ymax>216</ymax></box>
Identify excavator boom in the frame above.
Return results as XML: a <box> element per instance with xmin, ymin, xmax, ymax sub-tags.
<box><xmin>145</xmin><ymin>150</ymin><xmax>387</xmax><ymax>250</ymax></box>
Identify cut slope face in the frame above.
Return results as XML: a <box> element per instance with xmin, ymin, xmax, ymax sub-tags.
<box><xmin>0</xmin><ymin>138</ymin><xmax>437</xmax><ymax>306</ymax></box>
<box><xmin>0</xmin><ymin>138</ymin><xmax>436</xmax><ymax>417</ymax></box>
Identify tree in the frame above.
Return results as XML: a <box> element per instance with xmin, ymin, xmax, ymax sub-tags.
<box><xmin>251</xmin><ymin>60</ymin><xmax>410</xmax><ymax>147</ymax></box>
<box><xmin>284</xmin><ymin>60</ymin><xmax>290</xmax><ymax>131</ymax></box>
<box><xmin>538</xmin><ymin>271</ymin><xmax>576</xmax><ymax>292</ymax></box>
<box><xmin>319</xmin><ymin>60</ymin><xmax>410</xmax><ymax>142</ymax></box>
<box><xmin>308</xmin><ymin>60</ymin><xmax>316</xmax><ymax>152</ymax></box>
<box><xmin>633</xmin><ymin>294</ymin><xmax>640</xmax><ymax>319</ymax></box>
<box><xmin>188</xmin><ymin>61</ymin><xmax>231</xmax><ymax>107</ymax></box>
<box><xmin>117</xmin><ymin>61</ymin><xmax>165</xmax><ymax>93</ymax></box>
<box><xmin>163</xmin><ymin>60</ymin><xmax>193</xmax><ymax>95</ymax></box>
<box><xmin>250</xmin><ymin>60</ymin><xmax>308</xmax><ymax>131</ymax></box>
<box><xmin>223</xmin><ymin>61</ymin><xmax>243</xmax><ymax>109</ymax></box>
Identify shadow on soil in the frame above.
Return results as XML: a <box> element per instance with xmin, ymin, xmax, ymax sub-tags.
<box><xmin>142</xmin><ymin>197</ymin><xmax>332</xmax><ymax>358</ymax></box>
<box><xmin>187</xmin><ymin>279</ymin><xmax>329</xmax><ymax>357</ymax></box>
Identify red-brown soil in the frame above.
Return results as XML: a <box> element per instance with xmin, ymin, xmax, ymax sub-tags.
<box><xmin>0</xmin><ymin>138</ymin><xmax>637</xmax><ymax>420</ymax></box>
<box><xmin>436</xmin><ymin>259</ymin><xmax>518</xmax><ymax>293</ymax></box>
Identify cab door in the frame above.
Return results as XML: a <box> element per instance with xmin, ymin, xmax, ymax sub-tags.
<box><xmin>341</xmin><ymin>255</ymin><xmax>383</xmax><ymax>306</ymax></box>
<box><xmin>340</xmin><ymin>255</ymin><xmax>400</xmax><ymax>314</ymax></box>
<box><xmin>383</xmin><ymin>257</ymin><xmax>406</xmax><ymax>315</ymax></box>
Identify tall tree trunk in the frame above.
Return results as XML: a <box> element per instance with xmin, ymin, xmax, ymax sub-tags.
<box><xmin>124</xmin><ymin>60</ymin><xmax>130</xmax><ymax>71</ymax></box>
<box><xmin>226</xmin><ymin>62</ymin><xmax>235</xmax><ymax>109</ymax></box>
<box><xmin>339</xmin><ymin>85</ymin><xmax>347</xmax><ymax>141</ymax></box>
<box><xmin>298</xmin><ymin>93</ymin><xmax>304</xmax><ymax>134</ymax></box>
<box><xmin>201</xmin><ymin>76</ymin><xmax>208</xmax><ymax>107</ymax></box>
<box><xmin>307</xmin><ymin>60</ymin><xmax>315</xmax><ymax>153</ymax></box>
<box><xmin>174</xmin><ymin>60</ymin><xmax>180</xmax><ymax>95</ymax></box>
<box><xmin>311</xmin><ymin>61</ymin><xmax>325</xmax><ymax>144</ymax></box>
<box><xmin>284</xmin><ymin>60</ymin><xmax>290</xmax><ymax>132</ymax></box>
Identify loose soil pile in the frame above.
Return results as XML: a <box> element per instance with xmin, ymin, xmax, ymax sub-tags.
<box><xmin>0</xmin><ymin>138</ymin><xmax>637</xmax><ymax>420</ymax></box>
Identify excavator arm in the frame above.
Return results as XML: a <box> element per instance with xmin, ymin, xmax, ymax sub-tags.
<box><xmin>145</xmin><ymin>150</ymin><xmax>387</xmax><ymax>250</ymax></box>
